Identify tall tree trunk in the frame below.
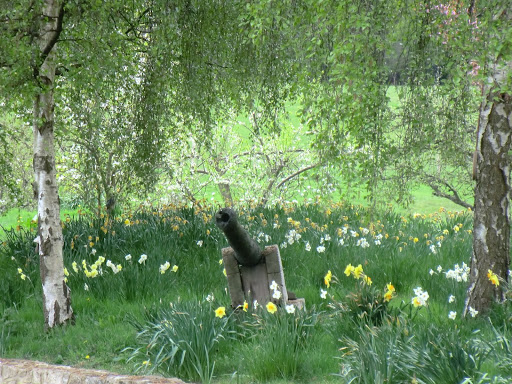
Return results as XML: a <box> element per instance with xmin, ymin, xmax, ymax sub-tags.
<box><xmin>218</xmin><ymin>182</ymin><xmax>234</xmax><ymax>207</ymax></box>
<box><xmin>464</xmin><ymin>58</ymin><xmax>512</xmax><ymax>316</ymax></box>
<box><xmin>33</xmin><ymin>0</ymin><xmax>73</xmax><ymax>329</ymax></box>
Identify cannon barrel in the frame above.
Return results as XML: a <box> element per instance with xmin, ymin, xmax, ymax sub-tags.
<box><xmin>215</xmin><ymin>208</ymin><xmax>262</xmax><ymax>266</ymax></box>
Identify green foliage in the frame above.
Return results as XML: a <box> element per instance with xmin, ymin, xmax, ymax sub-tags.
<box><xmin>341</xmin><ymin>279</ymin><xmax>393</xmax><ymax>326</ymax></box>
<box><xmin>0</xmin><ymin>225</ymin><xmax>39</xmax><ymax>308</ymax></box>
<box><xmin>236</xmin><ymin>307</ymin><xmax>319</xmax><ymax>382</ymax></box>
<box><xmin>126</xmin><ymin>301</ymin><xmax>237</xmax><ymax>383</ymax></box>
<box><xmin>337</xmin><ymin>319</ymin><xmax>489</xmax><ymax>384</ymax></box>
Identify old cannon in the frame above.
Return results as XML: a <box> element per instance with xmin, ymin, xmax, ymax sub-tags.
<box><xmin>215</xmin><ymin>208</ymin><xmax>262</xmax><ymax>267</ymax></box>
<box><xmin>215</xmin><ymin>207</ymin><xmax>303</xmax><ymax>310</ymax></box>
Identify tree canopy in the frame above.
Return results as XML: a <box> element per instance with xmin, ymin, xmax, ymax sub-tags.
<box><xmin>1</xmin><ymin>0</ymin><xmax>512</xmax><ymax>322</ymax></box>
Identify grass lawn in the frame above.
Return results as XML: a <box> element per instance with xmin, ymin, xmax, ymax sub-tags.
<box><xmin>1</xmin><ymin>201</ymin><xmax>508</xmax><ymax>384</ymax></box>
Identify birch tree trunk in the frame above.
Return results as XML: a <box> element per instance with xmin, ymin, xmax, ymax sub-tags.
<box><xmin>464</xmin><ymin>56</ymin><xmax>512</xmax><ymax>316</ymax></box>
<box><xmin>33</xmin><ymin>0</ymin><xmax>73</xmax><ymax>329</ymax></box>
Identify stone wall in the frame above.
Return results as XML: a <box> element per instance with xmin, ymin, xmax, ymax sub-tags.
<box><xmin>0</xmin><ymin>358</ymin><xmax>186</xmax><ymax>384</ymax></box>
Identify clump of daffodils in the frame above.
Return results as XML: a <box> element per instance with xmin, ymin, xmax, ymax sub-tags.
<box><xmin>106</xmin><ymin>260</ymin><xmax>122</xmax><ymax>274</ymax></box>
<box><xmin>411</xmin><ymin>287</ymin><xmax>429</xmax><ymax>307</ymax></box>
<box><xmin>159</xmin><ymin>261</ymin><xmax>171</xmax><ymax>274</ymax></box>
<box><xmin>344</xmin><ymin>263</ymin><xmax>372</xmax><ymax>286</ymax></box>
<box><xmin>82</xmin><ymin>256</ymin><xmax>106</xmax><ymax>278</ymax></box>
<box><xmin>445</xmin><ymin>262</ymin><xmax>470</xmax><ymax>282</ymax></box>
<box><xmin>383</xmin><ymin>283</ymin><xmax>396</xmax><ymax>302</ymax></box>
<box><xmin>269</xmin><ymin>280</ymin><xmax>282</xmax><ymax>300</ymax></box>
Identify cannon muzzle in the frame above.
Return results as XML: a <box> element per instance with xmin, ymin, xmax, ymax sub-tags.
<box><xmin>215</xmin><ymin>208</ymin><xmax>262</xmax><ymax>266</ymax></box>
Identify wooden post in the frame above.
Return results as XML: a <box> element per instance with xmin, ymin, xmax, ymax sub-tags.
<box><xmin>222</xmin><ymin>245</ymin><xmax>304</xmax><ymax>310</ymax></box>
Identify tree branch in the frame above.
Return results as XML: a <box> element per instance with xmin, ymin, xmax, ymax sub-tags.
<box><xmin>41</xmin><ymin>1</ymin><xmax>66</xmax><ymax>58</ymax></box>
<box><xmin>277</xmin><ymin>163</ymin><xmax>320</xmax><ymax>189</ymax></box>
<box><xmin>424</xmin><ymin>174</ymin><xmax>473</xmax><ymax>210</ymax></box>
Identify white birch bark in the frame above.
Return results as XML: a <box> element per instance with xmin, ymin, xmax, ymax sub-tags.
<box><xmin>464</xmin><ymin>52</ymin><xmax>512</xmax><ymax>316</ymax></box>
<box><xmin>33</xmin><ymin>0</ymin><xmax>73</xmax><ymax>329</ymax></box>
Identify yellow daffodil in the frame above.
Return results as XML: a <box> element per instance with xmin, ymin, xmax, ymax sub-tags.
<box><xmin>353</xmin><ymin>264</ymin><xmax>363</xmax><ymax>279</ymax></box>
<box><xmin>266</xmin><ymin>302</ymin><xmax>278</xmax><ymax>314</ymax></box>
<box><xmin>324</xmin><ymin>270</ymin><xmax>332</xmax><ymax>287</ymax></box>
<box><xmin>243</xmin><ymin>301</ymin><xmax>248</xmax><ymax>312</ymax></box>
<box><xmin>384</xmin><ymin>290</ymin><xmax>393</xmax><ymax>302</ymax></box>
<box><xmin>487</xmin><ymin>269</ymin><xmax>499</xmax><ymax>286</ymax></box>
<box><xmin>214</xmin><ymin>306</ymin><xmax>226</xmax><ymax>318</ymax></box>
<box><xmin>344</xmin><ymin>264</ymin><xmax>354</xmax><ymax>276</ymax></box>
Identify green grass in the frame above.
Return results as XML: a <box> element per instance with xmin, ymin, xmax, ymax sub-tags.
<box><xmin>3</xmin><ymin>295</ymin><xmax>141</xmax><ymax>374</ymax></box>
<box><xmin>1</xmin><ymin>201</ymin><xmax>509</xmax><ymax>383</ymax></box>
<box><xmin>0</xmin><ymin>207</ymin><xmax>83</xmax><ymax>231</ymax></box>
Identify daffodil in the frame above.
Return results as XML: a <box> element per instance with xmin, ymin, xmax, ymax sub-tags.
<box><xmin>353</xmin><ymin>264</ymin><xmax>363</xmax><ymax>279</ymax></box>
<box><xmin>214</xmin><ymin>306</ymin><xmax>226</xmax><ymax>318</ymax></box>
<box><xmin>487</xmin><ymin>269</ymin><xmax>499</xmax><ymax>286</ymax></box>
<box><xmin>243</xmin><ymin>301</ymin><xmax>248</xmax><ymax>312</ymax></box>
<box><xmin>324</xmin><ymin>270</ymin><xmax>332</xmax><ymax>287</ymax></box>
<box><xmin>468</xmin><ymin>306</ymin><xmax>479</xmax><ymax>318</ymax></box>
<box><xmin>172</xmin><ymin>265</ymin><xmax>178</xmax><ymax>272</ymax></box>
<box><xmin>159</xmin><ymin>261</ymin><xmax>170</xmax><ymax>274</ymax></box>
<box><xmin>344</xmin><ymin>264</ymin><xmax>354</xmax><ymax>276</ymax></box>
<box><xmin>266</xmin><ymin>302</ymin><xmax>277</xmax><ymax>314</ymax></box>
<box><xmin>285</xmin><ymin>304</ymin><xmax>296</xmax><ymax>314</ymax></box>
